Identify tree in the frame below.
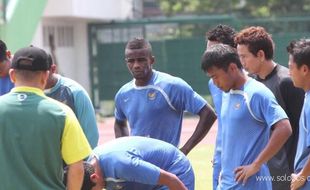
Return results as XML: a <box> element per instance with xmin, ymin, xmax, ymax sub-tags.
<box><xmin>158</xmin><ymin>0</ymin><xmax>310</xmax><ymax>17</ymax></box>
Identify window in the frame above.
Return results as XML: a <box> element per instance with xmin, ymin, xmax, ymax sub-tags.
<box><xmin>43</xmin><ymin>25</ymin><xmax>74</xmax><ymax>47</ymax></box>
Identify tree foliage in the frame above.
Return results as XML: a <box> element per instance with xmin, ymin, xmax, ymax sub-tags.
<box><xmin>159</xmin><ymin>0</ymin><xmax>310</xmax><ymax>17</ymax></box>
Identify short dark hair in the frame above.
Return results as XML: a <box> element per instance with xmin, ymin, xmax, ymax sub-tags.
<box><xmin>201</xmin><ymin>43</ymin><xmax>242</xmax><ymax>72</ymax></box>
<box><xmin>235</xmin><ymin>26</ymin><xmax>274</xmax><ymax>60</ymax></box>
<box><xmin>287</xmin><ymin>39</ymin><xmax>310</xmax><ymax>68</ymax></box>
<box><xmin>81</xmin><ymin>162</ymin><xmax>96</xmax><ymax>190</ymax></box>
<box><xmin>125</xmin><ymin>37</ymin><xmax>152</xmax><ymax>54</ymax></box>
<box><xmin>0</xmin><ymin>40</ymin><xmax>7</xmax><ymax>62</ymax></box>
<box><xmin>64</xmin><ymin>162</ymin><xmax>96</xmax><ymax>190</ymax></box>
<box><xmin>206</xmin><ymin>24</ymin><xmax>237</xmax><ymax>48</ymax></box>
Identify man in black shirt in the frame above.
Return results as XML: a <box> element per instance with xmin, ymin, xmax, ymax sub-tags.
<box><xmin>235</xmin><ymin>26</ymin><xmax>304</xmax><ymax>190</ymax></box>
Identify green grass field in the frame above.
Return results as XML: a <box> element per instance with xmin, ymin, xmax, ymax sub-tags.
<box><xmin>188</xmin><ymin>144</ymin><xmax>214</xmax><ymax>190</ymax></box>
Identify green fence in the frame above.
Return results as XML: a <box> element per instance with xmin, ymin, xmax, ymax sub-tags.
<box><xmin>88</xmin><ymin>15</ymin><xmax>310</xmax><ymax>107</ymax></box>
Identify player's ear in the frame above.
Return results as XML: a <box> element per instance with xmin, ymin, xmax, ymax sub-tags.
<box><xmin>256</xmin><ymin>50</ymin><xmax>266</xmax><ymax>62</ymax></box>
<box><xmin>228</xmin><ymin>62</ymin><xmax>237</xmax><ymax>72</ymax></box>
<box><xmin>6</xmin><ymin>50</ymin><xmax>11</xmax><ymax>59</ymax></box>
<box><xmin>150</xmin><ymin>55</ymin><xmax>155</xmax><ymax>65</ymax></box>
<box><xmin>50</xmin><ymin>64</ymin><xmax>57</xmax><ymax>73</ymax></box>
<box><xmin>90</xmin><ymin>173</ymin><xmax>99</xmax><ymax>183</ymax></box>
<box><xmin>9</xmin><ymin>69</ymin><xmax>16</xmax><ymax>83</ymax></box>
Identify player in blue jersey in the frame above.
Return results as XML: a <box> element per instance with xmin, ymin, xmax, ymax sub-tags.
<box><xmin>235</xmin><ymin>27</ymin><xmax>305</xmax><ymax>190</ymax></box>
<box><xmin>205</xmin><ymin>24</ymin><xmax>237</xmax><ymax>190</ymax></box>
<box><xmin>287</xmin><ymin>39</ymin><xmax>310</xmax><ymax>190</ymax></box>
<box><xmin>0</xmin><ymin>40</ymin><xmax>14</xmax><ymax>95</ymax></box>
<box><xmin>114</xmin><ymin>37</ymin><xmax>216</xmax><ymax>155</ymax></box>
<box><xmin>201</xmin><ymin>44</ymin><xmax>292</xmax><ymax>189</ymax></box>
<box><xmin>45</xmin><ymin>55</ymin><xmax>99</xmax><ymax>148</ymax></box>
<box><xmin>67</xmin><ymin>136</ymin><xmax>194</xmax><ymax>190</ymax></box>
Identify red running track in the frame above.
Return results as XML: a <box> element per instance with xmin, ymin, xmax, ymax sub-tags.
<box><xmin>97</xmin><ymin>116</ymin><xmax>218</xmax><ymax>147</ymax></box>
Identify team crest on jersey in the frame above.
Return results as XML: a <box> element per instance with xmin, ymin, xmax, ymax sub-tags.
<box><xmin>17</xmin><ymin>93</ymin><xmax>27</xmax><ymax>101</ymax></box>
<box><xmin>234</xmin><ymin>103</ymin><xmax>241</xmax><ymax>110</ymax></box>
<box><xmin>148</xmin><ymin>91</ymin><xmax>156</xmax><ymax>100</ymax></box>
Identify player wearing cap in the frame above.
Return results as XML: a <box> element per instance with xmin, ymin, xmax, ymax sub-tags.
<box><xmin>65</xmin><ymin>136</ymin><xmax>194</xmax><ymax>190</ymax></box>
<box><xmin>0</xmin><ymin>40</ymin><xmax>14</xmax><ymax>95</ymax></box>
<box><xmin>0</xmin><ymin>46</ymin><xmax>92</xmax><ymax>190</ymax></box>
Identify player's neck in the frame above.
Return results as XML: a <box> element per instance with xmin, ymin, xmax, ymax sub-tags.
<box><xmin>232</xmin><ymin>71</ymin><xmax>248</xmax><ymax>90</ymax></box>
<box><xmin>257</xmin><ymin>60</ymin><xmax>276</xmax><ymax>79</ymax></box>
<box><xmin>134</xmin><ymin>71</ymin><xmax>153</xmax><ymax>86</ymax></box>
<box><xmin>303</xmin><ymin>78</ymin><xmax>310</xmax><ymax>92</ymax></box>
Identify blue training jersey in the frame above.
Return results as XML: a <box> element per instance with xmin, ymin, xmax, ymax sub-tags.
<box><xmin>0</xmin><ymin>75</ymin><xmax>14</xmax><ymax>95</ymax></box>
<box><xmin>219</xmin><ymin>78</ymin><xmax>287</xmax><ymax>190</ymax></box>
<box><xmin>91</xmin><ymin>137</ymin><xmax>194</xmax><ymax>190</ymax></box>
<box><xmin>209</xmin><ymin>79</ymin><xmax>223</xmax><ymax>190</ymax></box>
<box><xmin>44</xmin><ymin>75</ymin><xmax>99</xmax><ymax>148</ymax></box>
<box><xmin>114</xmin><ymin>70</ymin><xmax>207</xmax><ymax>146</ymax></box>
<box><xmin>294</xmin><ymin>91</ymin><xmax>310</xmax><ymax>190</ymax></box>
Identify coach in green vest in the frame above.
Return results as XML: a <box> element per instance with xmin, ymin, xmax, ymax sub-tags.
<box><xmin>0</xmin><ymin>46</ymin><xmax>92</xmax><ymax>190</ymax></box>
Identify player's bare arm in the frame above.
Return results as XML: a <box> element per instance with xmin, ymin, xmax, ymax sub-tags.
<box><xmin>67</xmin><ymin>160</ymin><xmax>84</xmax><ymax>190</ymax></box>
<box><xmin>158</xmin><ymin>169</ymin><xmax>188</xmax><ymax>190</ymax></box>
<box><xmin>291</xmin><ymin>157</ymin><xmax>310</xmax><ymax>190</ymax></box>
<box><xmin>234</xmin><ymin>119</ymin><xmax>292</xmax><ymax>185</ymax></box>
<box><xmin>180</xmin><ymin>105</ymin><xmax>217</xmax><ymax>155</ymax></box>
<box><xmin>114</xmin><ymin>119</ymin><xmax>129</xmax><ymax>137</ymax></box>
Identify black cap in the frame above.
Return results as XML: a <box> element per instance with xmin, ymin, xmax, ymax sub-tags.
<box><xmin>11</xmin><ymin>46</ymin><xmax>50</xmax><ymax>71</ymax></box>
